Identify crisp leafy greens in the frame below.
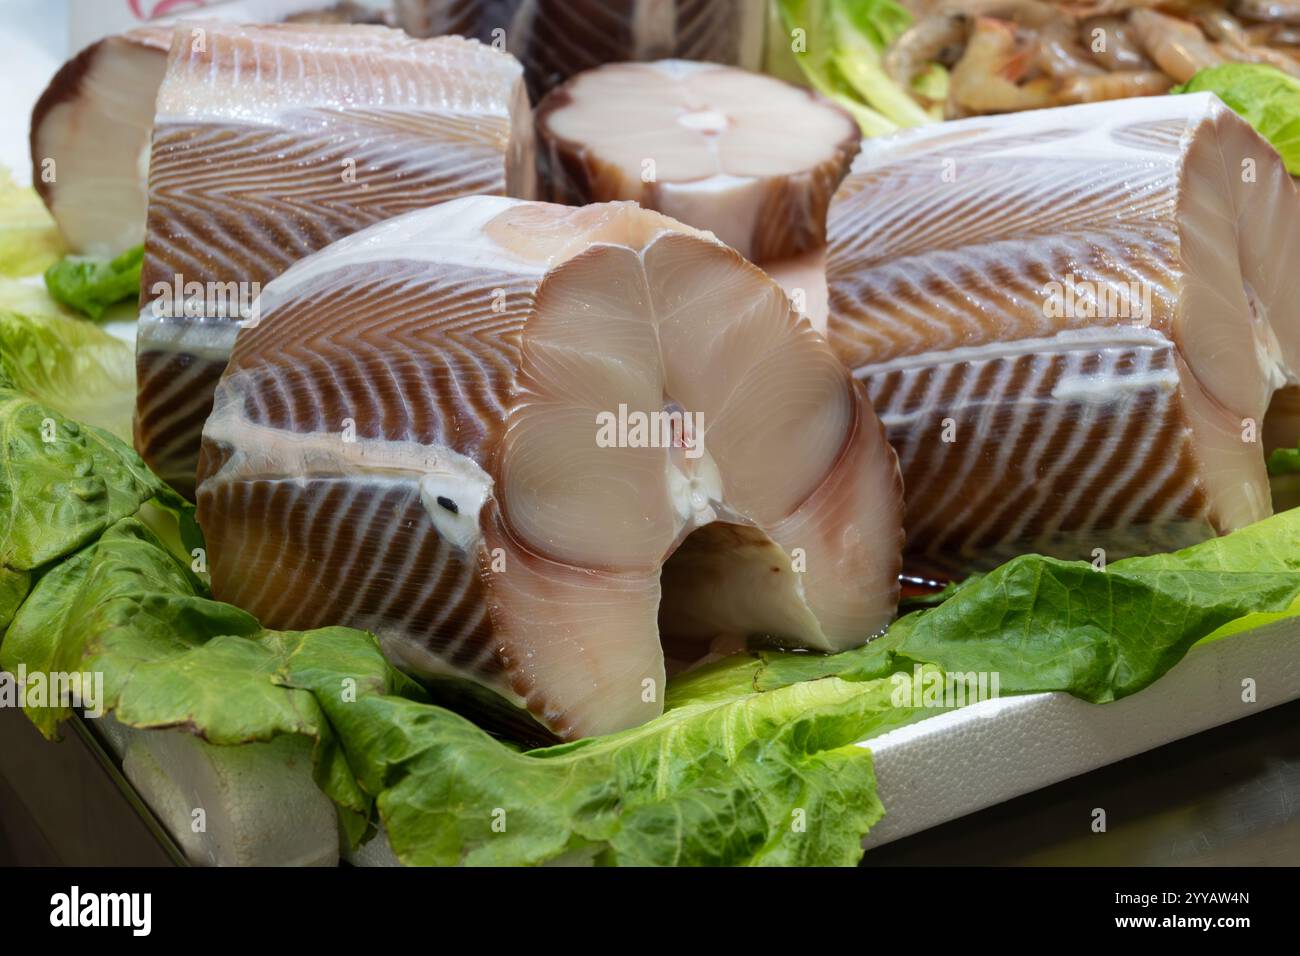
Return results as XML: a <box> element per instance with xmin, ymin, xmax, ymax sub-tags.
<box><xmin>0</xmin><ymin>389</ymin><xmax>177</xmax><ymax>573</ymax></box>
<box><xmin>44</xmin><ymin>244</ymin><xmax>143</xmax><ymax>320</ymax></box>
<box><xmin>0</xmin><ymin>168</ymin><xmax>64</xmax><ymax>278</ymax></box>
<box><xmin>0</xmin><ymin>281</ymin><xmax>135</xmax><ymax>440</ymax></box>
<box><xmin>1175</xmin><ymin>64</ymin><xmax>1300</xmax><ymax>174</ymax></box>
<box><xmin>1268</xmin><ymin>443</ymin><xmax>1300</xmax><ymax>476</ymax></box>
<box><xmin>754</xmin><ymin>516</ymin><xmax>1300</xmax><ymax>697</ymax></box>
<box><xmin>771</xmin><ymin>0</ymin><xmax>931</xmax><ymax>136</ymax></box>
<box><xmin>1</xmin><ymin>501</ymin><xmax>913</xmax><ymax>865</ymax></box>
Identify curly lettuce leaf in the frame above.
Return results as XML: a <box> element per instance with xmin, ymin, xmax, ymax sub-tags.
<box><xmin>1175</xmin><ymin>64</ymin><xmax>1300</xmax><ymax>174</ymax></box>
<box><xmin>44</xmin><ymin>244</ymin><xmax>143</xmax><ymax>320</ymax></box>
<box><xmin>756</xmin><ymin>510</ymin><xmax>1300</xmax><ymax>697</ymax></box>
<box><xmin>1268</xmin><ymin>443</ymin><xmax>1300</xmax><ymax>476</ymax></box>
<box><xmin>0</xmin><ymin>388</ymin><xmax>172</xmax><ymax>573</ymax></box>
<box><xmin>773</xmin><ymin>0</ymin><xmax>930</xmax><ymax>136</ymax></box>
<box><xmin>0</xmin><ymin>168</ymin><xmax>64</xmax><ymax>278</ymax></box>
<box><xmin>0</xmin><ymin>282</ymin><xmax>135</xmax><ymax>441</ymax></box>
<box><xmin>2</xmin><ymin>507</ymin><xmax>913</xmax><ymax>865</ymax></box>
<box><xmin>0</xmin><ymin>516</ymin><xmax>380</xmax><ymax>843</ymax></box>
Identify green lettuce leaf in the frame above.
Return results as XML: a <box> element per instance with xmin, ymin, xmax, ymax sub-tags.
<box><xmin>0</xmin><ymin>168</ymin><xmax>64</xmax><ymax>278</ymax></box>
<box><xmin>756</xmin><ymin>510</ymin><xmax>1300</xmax><ymax>697</ymax></box>
<box><xmin>44</xmin><ymin>244</ymin><xmax>143</xmax><ymax>320</ymax></box>
<box><xmin>773</xmin><ymin>0</ymin><xmax>930</xmax><ymax>136</ymax></box>
<box><xmin>1268</xmin><ymin>443</ymin><xmax>1300</xmax><ymax>476</ymax></box>
<box><xmin>1</xmin><ymin>506</ymin><xmax>919</xmax><ymax>865</ymax></box>
<box><xmin>0</xmin><ymin>516</ymin><xmax>381</xmax><ymax>843</ymax></box>
<box><xmin>1174</xmin><ymin>64</ymin><xmax>1300</xmax><ymax>174</ymax></box>
<box><xmin>0</xmin><ymin>281</ymin><xmax>135</xmax><ymax>441</ymax></box>
<box><xmin>0</xmin><ymin>387</ymin><xmax>173</xmax><ymax>573</ymax></box>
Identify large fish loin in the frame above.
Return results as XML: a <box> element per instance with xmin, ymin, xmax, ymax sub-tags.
<box><xmin>826</xmin><ymin>92</ymin><xmax>1300</xmax><ymax>576</ymax></box>
<box><xmin>194</xmin><ymin>196</ymin><xmax>904</xmax><ymax>740</ymax></box>
<box><xmin>133</xmin><ymin>22</ymin><xmax>535</xmax><ymax>497</ymax></box>
<box><xmin>28</xmin><ymin>1</ymin><xmax>385</xmax><ymax>257</ymax></box>
<box><xmin>394</xmin><ymin>0</ymin><xmax>765</xmax><ymax>97</ymax></box>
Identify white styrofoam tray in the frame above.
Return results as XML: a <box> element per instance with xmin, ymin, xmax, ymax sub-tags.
<box><xmin>4</xmin><ymin>1</ymin><xmax>1299</xmax><ymax>863</ymax></box>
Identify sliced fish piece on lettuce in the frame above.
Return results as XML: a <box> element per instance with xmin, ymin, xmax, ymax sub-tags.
<box><xmin>1</xmin><ymin>510</ymin><xmax>911</xmax><ymax>865</ymax></box>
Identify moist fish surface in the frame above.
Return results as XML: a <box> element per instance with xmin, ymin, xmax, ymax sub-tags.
<box><xmin>395</xmin><ymin>0</ymin><xmax>765</xmax><ymax>97</ymax></box>
<box><xmin>826</xmin><ymin>92</ymin><xmax>1300</xmax><ymax>577</ymax></box>
<box><xmin>133</xmin><ymin>22</ymin><xmax>535</xmax><ymax>497</ymax></box>
<box><xmin>195</xmin><ymin>196</ymin><xmax>904</xmax><ymax>740</ymax></box>
<box><xmin>535</xmin><ymin>59</ymin><xmax>859</xmax><ymax>336</ymax></box>
<box><xmin>28</xmin><ymin>1</ymin><xmax>385</xmax><ymax>258</ymax></box>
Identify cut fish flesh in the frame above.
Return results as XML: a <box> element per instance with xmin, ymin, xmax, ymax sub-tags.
<box><xmin>28</xmin><ymin>1</ymin><xmax>382</xmax><ymax>258</ymax></box>
<box><xmin>535</xmin><ymin>60</ymin><xmax>860</xmax><ymax>334</ymax></box>
<box><xmin>134</xmin><ymin>23</ymin><xmax>535</xmax><ymax>497</ymax></box>
<box><xmin>826</xmin><ymin>92</ymin><xmax>1300</xmax><ymax>577</ymax></box>
<box><xmin>394</xmin><ymin>0</ymin><xmax>766</xmax><ymax>98</ymax></box>
<box><xmin>194</xmin><ymin>196</ymin><xmax>904</xmax><ymax>740</ymax></box>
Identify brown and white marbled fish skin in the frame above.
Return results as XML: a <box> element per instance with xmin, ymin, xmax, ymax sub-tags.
<box><xmin>826</xmin><ymin>93</ymin><xmax>1300</xmax><ymax>576</ymax></box>
<box><xmin>133</xmin><ymin>22</ymin><xmax>535</xmax><ymax>497</ymax></box>
<box><xmin>394</xmin><ymin>0</ymin><xmax>765</xmax><ymax>98</ymax></box>
<box><xmin>196</xmin><ymin>196</ymin><xmax>903</xmax><ymax>739</ymax></box>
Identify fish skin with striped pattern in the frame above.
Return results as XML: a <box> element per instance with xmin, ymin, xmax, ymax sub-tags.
<box><xmin>133</xmin><ymin>22</ymin><xmax>535</xmax><ymax>498</ymax></box>
<box><xmin>394</xmin><ymin>0</ymin><xmax>766</xmax><ymax>98</ymax></box>
<box><xmin>194</xmin><ymin>196</ymin><xmax>904</xmax><ymax>740</ymax></box>
<box><xmin>826</xmin><ymin>93</ymin><xmax>1300</xmax><ymax>578</ymax></box>
<box><xmin>29</xmin><ymin>1</ymin><xmax>382</xmax><ymax>258</ymax></box>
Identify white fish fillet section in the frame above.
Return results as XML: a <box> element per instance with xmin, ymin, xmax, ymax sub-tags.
<box><xmin>134</xmin><ymin>24</ymin><xmax>535</xmax><ymax>497</ymax></box>
<box><xmin>827</xmin><ymin>93</ymin><xmax>1300</xmax><ymax>575</ymax></box>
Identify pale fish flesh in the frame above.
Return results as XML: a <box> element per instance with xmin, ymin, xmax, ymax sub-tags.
<box><xmin>826</xmin><ymin>92</ymin><xmax>1300</xmax><ymax>577</ymax></box>
<box><xmin>535</xmin><ymin>59</ymin><xmax>860</xmax><ymax>333</ymax></box>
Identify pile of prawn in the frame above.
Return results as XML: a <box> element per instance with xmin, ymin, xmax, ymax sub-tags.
<box><xmin>889</xmin><ymin>0</ymin><xmax>1300</xmax><ymax>116</ymax></box>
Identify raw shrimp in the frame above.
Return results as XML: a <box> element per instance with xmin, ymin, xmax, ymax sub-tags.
<box><xmin>1193</xmin><ymin>5</ymin><xmax>1251</xmax><ymax>44</ymax></box>
<box><xmin>938</xmin><ymin>0</ymin><xmax>1057</xmax><ymax>27</ymax></box>
<box><xmin>886</xmin><ymin>13</ymin><xmax>969</xmax><ymax>88</ymax></box>
<box><xmin>1039</xmin><ymin>19</ymin><xmax>1104</xmax><ymax>76</ymax></box>
<box><xmin>1218</xmin><ymin>38</ymin><xmax>1300</xmax><ymax>74</ymax></box>
<box><xmin>949</xmin><ymin>16</ymin><xmax>1056</xmax><ymax>113</ymax></box>
<box><xmin>1056</xmin><ymin>69</ymin><xmax>1172</xmax><ymax>102</ymax></box>
<box><xmin>1080</xmin><ymin>16</ymin><xmax>1154</xmax><ymax>69</ymax></box>
<box><xmin>1130</xmin><ymin>9</ymin><xmax>1224</xmax><ymax>82</ymax></box>
<box><xmin>1232</xmin><ymin>0</ymin><xmax>1300</xmax><ymax>24</ymax></box>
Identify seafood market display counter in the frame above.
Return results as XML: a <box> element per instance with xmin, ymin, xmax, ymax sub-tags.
<box><xmin>4</xmin><ymin>1</ymin><xmax>1300</xmax><ymax>867</ymax></box>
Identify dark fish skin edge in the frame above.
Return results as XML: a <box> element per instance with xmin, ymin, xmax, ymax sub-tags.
<box><xmin>28</xmin><ymin>37</ymin><xmax>99</xmax><ymax>207</ymax></box>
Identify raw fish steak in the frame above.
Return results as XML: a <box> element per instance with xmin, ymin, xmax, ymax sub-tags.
<box><xmin>394</xmin><ymin>0</ymin><xmax>765</xmax><ymax>97</ymax></box>
<box><xmin>195</xmin><ymin>197</ymin><xmax>904</xmax><ymax>739</ymax></box>
<box><xmin>29</xmin><ymin>1</ymin><xmax>382</xmax><ymax>257</ymax></box>
<box><xmin>535</xmin><ymin>60</ymin><xmax>860</xmax><ymax>333</ymax></box>
<box><xmin>134</xmin><ymin>23</ymin><xmax>535</xmax><ymax>497</ymax></box>
<box><xmin>826</xmin><ymin>93</ymin><xmax>1300</xmax><ymax>576</ymax></box>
